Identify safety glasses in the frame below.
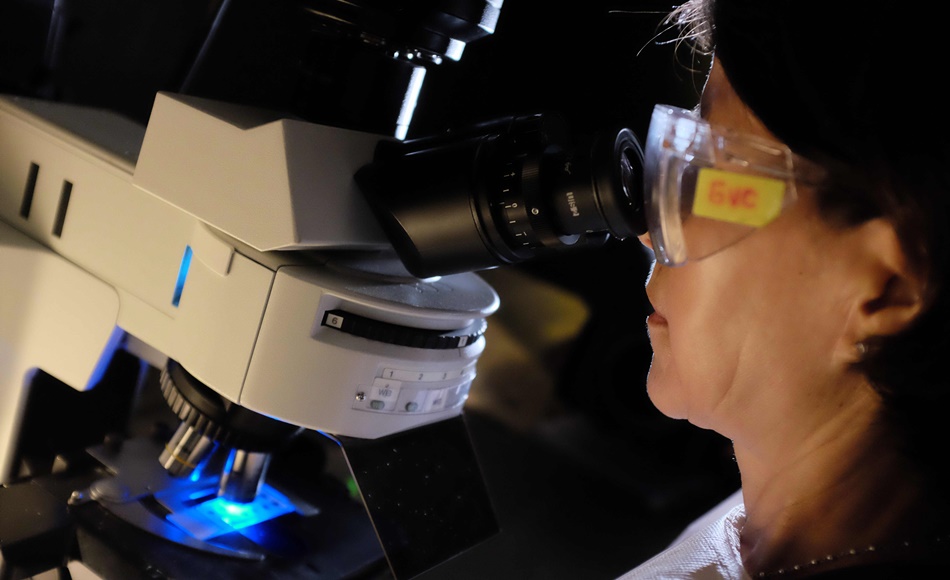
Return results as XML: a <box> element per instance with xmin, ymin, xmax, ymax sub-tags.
<box><xmin>642</xmin><ymin>104</ymin><xmax>805</xmax><ymax>266</ymax></box>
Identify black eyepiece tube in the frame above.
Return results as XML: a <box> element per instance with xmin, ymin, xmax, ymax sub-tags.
<box><xmin>355</xmin><ymin>114</ymin><xmax>645</xmax><ymax>278</ymax></box>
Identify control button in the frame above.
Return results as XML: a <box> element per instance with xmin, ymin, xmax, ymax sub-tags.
<box><xmin>362</xmin><ymin>378</ymin><xmax>400</xmax><ymax>412</ymax></box>
<box><xmin>426</xmin><ymin>389</ymin><xmax>448</xmax><ymax>411</ymax></box>
<box><xmin>396</xmin><ymin>388</ymin><xmax>428</xmax><ymax>414</ymax></box>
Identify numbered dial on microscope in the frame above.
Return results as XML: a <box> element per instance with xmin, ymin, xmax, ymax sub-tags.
<box><xmin>354</xmin><ymin>365</ymin><xmax>477</xmax><ymax>415</ymax></box>
<box><xmin>497</xmin><ymin>160</ymin><xmax>542</xmax><ymax>249</ymax></box>
<box><xmin>320</xmin><ymin>309</ymin><xmax>483</xmax><ymax>416</ymax></box>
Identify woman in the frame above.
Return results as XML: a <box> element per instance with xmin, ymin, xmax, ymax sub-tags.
<box><xmin>619</xmin><ymin>0</ymin><xmax>950</xmax><ymax>577</ymax></box>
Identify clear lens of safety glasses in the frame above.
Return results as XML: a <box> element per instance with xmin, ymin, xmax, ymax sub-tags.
<box><xmin>642</xmin><ymin>105</ymin><xmax>800</xmax><ymax>266</ymax></box>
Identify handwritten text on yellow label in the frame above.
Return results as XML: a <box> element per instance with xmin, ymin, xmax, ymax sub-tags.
<box><xmin>692</xmin><ymin>168</ymin><xmax>785</xmax><ymax>227</ymax></box>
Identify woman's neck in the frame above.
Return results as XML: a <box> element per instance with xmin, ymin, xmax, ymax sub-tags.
<box><xmin>734</xmin><ymin>385</ymin><xmax>943</xmax><ymax>576</ymax></box>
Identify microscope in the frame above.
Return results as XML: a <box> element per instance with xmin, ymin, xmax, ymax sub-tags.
<box><xmin>0</xmin><ymin>1</ymin><xmax>646</xmax><ymax>578</ymax></box>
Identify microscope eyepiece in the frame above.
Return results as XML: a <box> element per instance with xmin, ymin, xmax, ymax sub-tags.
<box><xmin>356</xmin><ymin>113</ymin><xmax>646</xmax><ymax>278</ymax></box>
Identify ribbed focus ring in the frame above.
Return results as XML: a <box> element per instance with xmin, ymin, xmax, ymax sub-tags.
<box><xmin>159</xmin><ymin>365</ymin><xmax>231</xmax><ymax>444</ymax></box>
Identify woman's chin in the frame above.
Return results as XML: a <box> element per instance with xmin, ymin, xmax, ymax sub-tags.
<box><xmin>645</xmin><ymin>366</ymin><xmax>689</xmax><ymax>421</ymax></box>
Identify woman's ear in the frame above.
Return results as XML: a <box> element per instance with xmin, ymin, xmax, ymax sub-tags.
<box><xmin>851</xmin><ymin>218</ymin><xmax>924</xmax><ymax>339</ymax></box>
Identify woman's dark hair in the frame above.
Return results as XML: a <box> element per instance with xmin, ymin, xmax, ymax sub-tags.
<box><xmin>668</xmin><ymin>0</ymin><xmax>950</xmax><ymax>486</ymax></box>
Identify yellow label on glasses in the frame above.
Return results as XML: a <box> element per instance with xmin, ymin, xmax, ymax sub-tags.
<box><xmin>692</xmin><ymin>168</ymin><xmax>785</xmax><ymax>227</ymax></box>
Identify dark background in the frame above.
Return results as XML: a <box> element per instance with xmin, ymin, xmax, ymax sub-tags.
<box><xmin>0</xmin><ymin>1</ymin><xmax>738</xmax><ymax>578</ymax></box>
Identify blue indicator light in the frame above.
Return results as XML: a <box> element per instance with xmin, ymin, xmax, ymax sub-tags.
<box><xmin>172</xmin><ymin>245</ymin><xmax>193</xmax><ymax>307</ymax></box>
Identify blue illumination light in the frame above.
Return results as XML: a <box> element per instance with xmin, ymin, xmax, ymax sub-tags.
<box><xmin>166</xmin><ymin>483</ymin><xmax>296</xmax><ymax>542</ymax></box>
<box><xmin>185</xmin><ymin>442</ymin><xmax>218</xmax><ymax>483</ymax></box>
<box><xmin>193</xmin><ymin>484</ymin><xmax>294</xmax><ymax>532</ymax></box>
<box><xmin>172</xmin><ymin>245</ymin><xmax>193</xmax><ymax>307</ymax></box>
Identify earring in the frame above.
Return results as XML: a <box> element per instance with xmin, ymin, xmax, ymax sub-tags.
<box><xmin>855</xmin><ymin>341</ymin><xmax>869</xmax><ymax>358</ymax></box>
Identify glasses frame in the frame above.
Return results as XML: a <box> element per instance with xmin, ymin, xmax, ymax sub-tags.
<box><xmin>642</xmin><ymin>104</ymin><xmax>814</xmax><ymax>266</ymax></box>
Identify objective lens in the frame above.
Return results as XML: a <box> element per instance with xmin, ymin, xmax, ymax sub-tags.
<box><xmin>159</xmin><ymin>422</ymin><xmax>215</xmax><ymax>478</ymax></box>
<box><xmin>219</xmin><ymin>449</ymin><xmax>272</xmax><ymax>503</ymax></box>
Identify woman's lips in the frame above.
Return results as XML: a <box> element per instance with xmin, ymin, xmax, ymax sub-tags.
<box><xmin>647</xmin><ymin>310</ymin><xmax>668</xmax><ymax>326</ymax></box>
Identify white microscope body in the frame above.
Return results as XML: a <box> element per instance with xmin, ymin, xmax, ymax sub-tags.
<box><xmin>0</xmin><ymin>91</ymin><xmax>499</xmax><ymax>579</ymax></box>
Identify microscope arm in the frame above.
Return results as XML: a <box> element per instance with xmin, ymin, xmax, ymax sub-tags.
<box><xmin>0</xmin><ymin>222</ymin><xmax>121</xmax><ymax>480</ymax></box>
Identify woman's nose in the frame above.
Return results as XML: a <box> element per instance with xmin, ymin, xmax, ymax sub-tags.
<box><xmin>638</xmin><ymin>231</ymin><xmax>653</xmax><ymax>250</ymax></box>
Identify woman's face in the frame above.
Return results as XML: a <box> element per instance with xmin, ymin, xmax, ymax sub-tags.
<box><xmin>641</xmin><ymin>62</ymin><xmax>869</xmax><ymax>443</ymax></box>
